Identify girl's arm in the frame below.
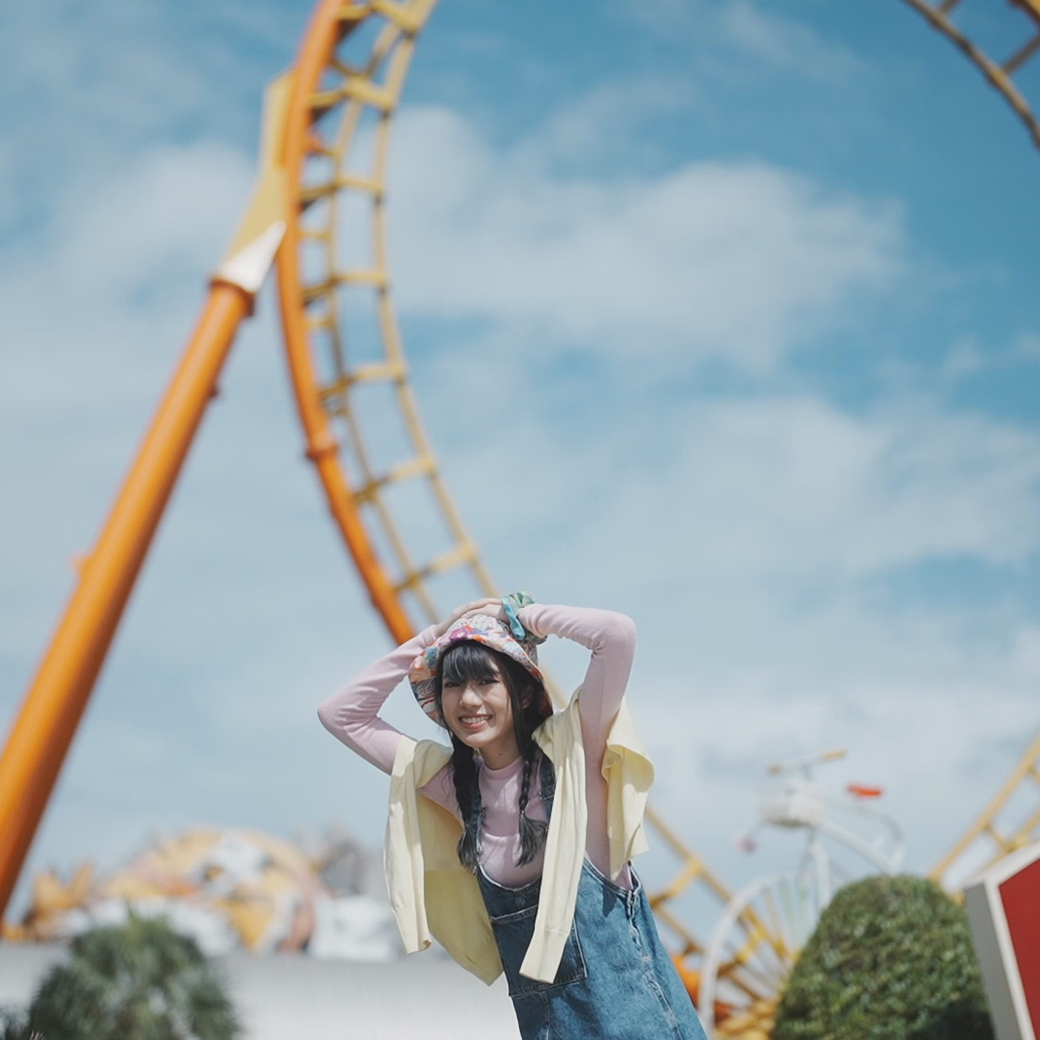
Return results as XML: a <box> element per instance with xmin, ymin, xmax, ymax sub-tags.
<box><xmin>318</xmin><ymin>597</ymin><xmax>504</xmax><ymax>776</ymax></box>
<box><xmin>517</xmin><ymin>603</ymin><xmax>637</xmax><ymax>877</ymax></box>
<box><xmin>317</xmin><ymin>624</ymin><xmax>439</xmax><ymax>775</ymax></box>
<box><xmin>518</xmin><ymin>603</ymin><xmax>637</xmax><ymax>761</ymax></box>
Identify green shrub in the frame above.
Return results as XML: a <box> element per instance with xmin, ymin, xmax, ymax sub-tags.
<box><xmin>17</xmin><ymin>915</ymin><xmax>240</xmax><ymax>1040</ymax></box>
<box><xmin>774</xmin><ymin>875</ymin><xmax>994</xmax><ymax>1040</ymax></box>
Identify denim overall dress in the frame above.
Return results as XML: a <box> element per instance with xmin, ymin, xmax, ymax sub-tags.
<box><xmin>476</xmin><ymin>757</ymin><xmax>708</xmax><ymax>1040</ymax></box>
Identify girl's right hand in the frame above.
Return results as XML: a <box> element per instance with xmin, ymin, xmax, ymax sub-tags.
<box><xmin>432</xmin><ymin>597</ymin><xmax>504</xmax><ymax>638</ymax></box>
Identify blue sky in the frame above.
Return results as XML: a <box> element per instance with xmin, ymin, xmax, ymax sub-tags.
<box><xmin>2</xmin><ymin>0</ymin><xmax>1040</xmax><ymax>924</ymax></box>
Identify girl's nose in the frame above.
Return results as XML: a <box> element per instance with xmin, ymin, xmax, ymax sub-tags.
<box><xmin>458</xmin><ymin>684</ymin><xmax>482</xmax><ymax>705</ymax></box>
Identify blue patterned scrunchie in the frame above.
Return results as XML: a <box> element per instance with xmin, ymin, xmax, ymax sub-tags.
<box><xmin>502</xmin><ymin>591</ymin><xmax>546</xmax><ymax>645</ymax></box>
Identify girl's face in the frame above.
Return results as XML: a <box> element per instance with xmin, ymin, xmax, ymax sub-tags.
<box><xmin>440</xmin><ymin>661</ymin><xmax>519</xmax><ymax>768</ymax></box>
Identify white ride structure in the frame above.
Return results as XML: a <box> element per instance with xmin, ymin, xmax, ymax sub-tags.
<box><xmin>699</xmin><ymin>749</ymin><xmax>904</xmax><ymax>1036</ymax></box>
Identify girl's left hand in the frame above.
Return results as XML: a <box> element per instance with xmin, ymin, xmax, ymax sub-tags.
<box><xmin>433</xmin><ymin>597</ymin><xmax>504</xmax><ymax>638</ymax></box>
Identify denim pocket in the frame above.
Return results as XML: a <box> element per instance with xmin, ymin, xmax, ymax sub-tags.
<box><xmin>489</xmin><ymin>904</ymin><xmax>588</xmax><ymax>998</ymax></box>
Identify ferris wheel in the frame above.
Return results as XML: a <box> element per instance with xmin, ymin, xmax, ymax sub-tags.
<box><xmin>2</xmin><ymin>3</ymin><xmax>1040</xmax><ymax>1040</ymax></box>
<box><xmin>697</xmin><ymin>749</ymin><xmax>905</xmax><ymax>1037</ymax></box>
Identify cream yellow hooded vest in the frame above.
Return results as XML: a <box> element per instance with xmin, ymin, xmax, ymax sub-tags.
<box><xmin>384</xmin><ymin>693</ymin><xmax>654</xmax><ymax>984</ymax></box>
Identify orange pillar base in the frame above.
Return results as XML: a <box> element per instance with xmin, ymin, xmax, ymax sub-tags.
<box><xmin>0</xmin><ymin>282</ymin><xmax>251</xmax><ymax>922</ymax></box>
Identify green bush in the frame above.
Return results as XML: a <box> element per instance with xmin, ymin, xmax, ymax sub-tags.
<box><xmin>774</xmin><ymin>875</ymin><xmax>994</xmax><ymax>1040</ymax></box>
<box><xmin>13</xmin><ymin>915</ymin><xmax>240</xmax><ymax>1040</ymax></box>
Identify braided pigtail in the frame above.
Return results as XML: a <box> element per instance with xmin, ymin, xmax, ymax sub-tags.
<box><xmin>449</xmin><ymin>733</ymin><xmax>485</xmax><ymax>872</ymax></box>
<box><xmin>516</xmin><ymin>749</ymin><xmax>549</xmax><ymax>866</ymax></box>
<box><xmin>512</xmin><ymin>660</ymin><xmax>551</xmax><ymax>867</ymax></box>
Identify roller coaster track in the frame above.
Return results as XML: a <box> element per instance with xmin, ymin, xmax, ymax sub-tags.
<box><xmin>278</xmin><ymin>0</ymin><xmax>491</xmax><ymax>643</ymax></box>
<box><xmin>2</xmin><ymin>1</ymin><xmax>1040</xmax><ymax>1037</ymax></box>
<box><xmin>929</xmin><ymin>728</ymin><xmax>1040</xmax><ymax>892</ymax></box>
<box><xmin>899</xmin><ymin>0</ymin><xmax>1040</xmax><ymax>151</ymax></box>
<box><xmin>893</xmin><ymin>0</ymin><xmax>1040</xmax><ymax>895</ymax></box>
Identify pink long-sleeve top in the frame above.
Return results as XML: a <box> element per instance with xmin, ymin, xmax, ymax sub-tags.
<box><xmin>318</xmin><ymin>604</ymin><xmax>637</xmax><ymax>888</ymax></box>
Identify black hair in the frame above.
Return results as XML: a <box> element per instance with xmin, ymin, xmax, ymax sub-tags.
<box><xmin>434</xmin><ymin>641</ymin><xmax>550</xmax><ymax>872</ymax></box>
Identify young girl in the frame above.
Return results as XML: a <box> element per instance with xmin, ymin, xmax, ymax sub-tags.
<box><xmin>318</xmin><ymin>594</ymin><xmax>706</xmax><ymax>1040</ymax></box>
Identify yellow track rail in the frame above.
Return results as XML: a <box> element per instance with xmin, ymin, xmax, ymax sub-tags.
<box><xmin>930</xmin><ymin>728</ymin><xmax>1040</xmax><ymax>890</ymax></box>
<box><xmin>898</xmin><ymin>0</ymin><xmax>1040</xmax><ymax>149</ymax></box>
<box><xmin>895</xmin><ymin>0</ymin><xmax>1040</xmax><ymax>896</ymax></box>
<box><xmin>278</xmin><ymin>0</ymin><xmax>493</xmax><ymax>642</ymax></box>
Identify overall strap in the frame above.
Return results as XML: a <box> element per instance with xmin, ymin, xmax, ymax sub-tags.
<box><xmin>538</xmin><ymin>750</ymin><xmax>557</xmax><ymax>816</ymax></box>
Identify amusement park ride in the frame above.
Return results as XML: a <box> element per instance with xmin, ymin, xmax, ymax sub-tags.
<box><xmin>698</xmin><ymin>749</ymin><xmax>906</xmax><ymax>1035</ymax></box>
<box><xmin>2</xmin><ymin>1</ymin><xmax>1040</xmax><ymax>1037</ymax></box>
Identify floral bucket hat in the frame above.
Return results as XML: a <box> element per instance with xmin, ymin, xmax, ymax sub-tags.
<box><xmin>409</xmin><ymin>593</ymin><xmax>551</xmax><ymax>727</ymax></box>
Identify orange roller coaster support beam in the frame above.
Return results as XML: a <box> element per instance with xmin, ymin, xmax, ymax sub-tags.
<box><xmin>0</xmin><ymin>66</ymin><xmax>293</xmax><ymax>924</ymax></box>
<box><xmin>0</xmin><ymin>282</ymin><xmax>251</xmax><ymax>921</ymax></box>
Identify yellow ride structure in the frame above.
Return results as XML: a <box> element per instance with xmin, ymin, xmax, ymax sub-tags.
<box><xmin>903</xmin><ymin>0</ymin><xmax>1040</xmax><ymax>892</ymax></box>
<box><xmin>1</xmin><ymin>1</ymin><xmax>1039</xmax><ymax>1036</ymax></box>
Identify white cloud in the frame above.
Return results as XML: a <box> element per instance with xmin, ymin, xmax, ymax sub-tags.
<box><xmin>941</xmin><ymin>337</ymin><xmax>987</xmax><ymax>381</ymax></box>
<box><xmin>512</xmin><ymin>76</ymin><xmax>705</xmax><ymax>168</ymax></box>
<box><xmin>0</xmin><ymin>0</ymin><xmax>295</xmax><ymax>245</ymax></box>
<box><xmin>644</xmin><ymin>681</ymin><xmax>1037</xmax><ymax>887</ymax></box>
<box><xmin>426</xmin><ymin>344</ymin><xmax>1040</xmax><ymax>653</ymax></box>
<box><xmin>612</xmin><ymin>0</ymin><xmax>862</xmax><ymax>86</ymax></box>
<box><xmin>1014</xmin><ymin>333</ymin><xmax>1040</xmax><ymax>361</ymax></box>
<box><xmin>719</xmin><ymin>1</ymin><xmax>862</xmax><ymax>84</ymax></box>
<box><xmin>389</xmin><ymin>106</ymin><xmax>903</xmax><ymax>374</ymax></box>
<box><xmin>0</xmin><ymin>141</ymin><xmax>254</xmax><ymax>654</ymax></box>
<box><xmin>55</xmin><ymin>144</ymin><xmax>254</xmax><ymax>299</ymax></box>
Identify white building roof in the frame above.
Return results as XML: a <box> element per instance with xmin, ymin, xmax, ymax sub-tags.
<box><xmin>0</xmin><ymin>944</ymin><xmax>520</xmax><ymax>1040</ymax></box>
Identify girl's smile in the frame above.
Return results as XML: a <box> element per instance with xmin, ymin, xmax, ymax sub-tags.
<box><xmin>441</xmin><ymin>670</ymin><xmax>519</xmax><ymax>768</ymax></box>
<box><xmin>457</xmin><ymin>713</ymin><xmax>493</xmax><ymax>729</ymax></box>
